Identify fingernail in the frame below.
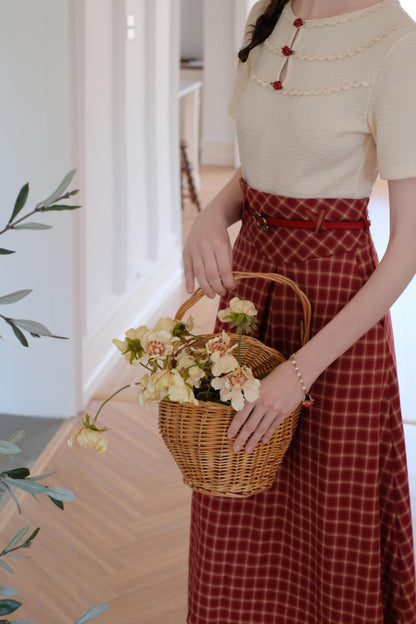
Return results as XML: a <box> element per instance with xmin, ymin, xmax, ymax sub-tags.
<box><xmin>233</xmin><ymin>443</ymin><xmax>241</xmax><ymax>452</ymax></box>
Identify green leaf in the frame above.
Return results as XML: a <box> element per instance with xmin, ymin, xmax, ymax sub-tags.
<box><xmin>5</xmin><ymin>526</ymin><xmax>29</xmax><ymax>551</ymax></box>
<box><xmin>0</xmin><ymin>441</ymin><xmax>21</xmax><ymax>455</ymax></box>
<box><xmin>39</xmin><ymin>204</ymin><xmax>81</xmax><ymax>212</ymax></box>
<box><xmin>48</xmin><ymin>496</ymin><xmax>64</xmax><ymax>510</ymax></box>
<box><xmin>12</xmin><ymin>223</ymin><xmax>53</xmax><ymax>230</ymax></box>
<box><xmin>44</xmin><ymin>486</ymin><xmax>76</xmax><ymax>502</ymax></box>
<box><xmin>9</xmin><ymin>319</ymin><xmax>68</xmax><ymax>340</ymax></box>
<box><xmin>0</xmin><ymin>585</ymin><xmax>18</xmax><ymax>597</ymax></box>
<box><xmin>0</xmin><ymin>480</ymin><xmax>22</xmax><ymax>514</ymax></box>
<box><xmin>0</xmin><ymin>558</ymin><xmax>15</xmax><ymax>574</ymax></box>
<box><xmin>10</xmin><ymin>319</ymin><xmax>53</xmax><ymax>337</ymax></box>
<box><xmin>0</xmin><ymin>248</ymin><xmax>15</xmax><ymax>255</ymax></box>
<box><xmin>75</xmin><ymin>603</ymin><xmax>111</xmax><ymax>624</ymax></box>
<box><xmin>8</xmin><ymin>431</ymin><xmax>26</xmax><ymax>446</ymax></box>
<box><xmin>1</xmin><ymin>468</ymin><xmax>30</xmax><ymax>479</ymax></box>
<box><xmin>0</xmin><ymin>598</ymin><xmax>22</xmax><ymax>616</ymax></box>
<box><xmin>9</xmin><ymin>183</ymin><xmax>29</xmax><ymax>224</ymax></box>
<box><xmin>26</xmin><ymin>527</ymin><xmax>40</xmax><ymax>543</ymax></box>
<box><xmin>27</xmin><ymin>471</ymin><xmax>56</xmax><ymax>481</ymax></box>
<box><xmin>0</xmin><ymin>290</ymin><xmax>32</xmax><ymax>305</ymax></box>
<box><xmin>3</xmin><ymin>477</ymin><xmax>46</xmax><ymax>495</ymax></box>
<box><xmin>36</xmin><ymin>169</ymin><xmax>76</xmax><ymax>208</ymax></box>
<box><xmin>5</xmin><ymin>321</ymin><xmax>29</xmax><ymax>347</ymax></box>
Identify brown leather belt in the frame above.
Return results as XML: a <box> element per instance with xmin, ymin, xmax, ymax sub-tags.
<box><xmin>247</xmin><ymin>206</ymin><xmax>371</xmax><ymax>234</ymax></box>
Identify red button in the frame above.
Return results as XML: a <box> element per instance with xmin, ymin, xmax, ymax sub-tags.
<box><xmin>282</xmin><ymin>46</ymin><xmax>293</xmax><ymax>57</ymax></box>
<box><xmin>293</xmin><ymin>18</ymin><xmax>303</xmax><ymax>27</ymax></box>
<box><xmin>272</xmin><ymin>80</ymin><xmax>282</xmax><ymax>91</ymax></box>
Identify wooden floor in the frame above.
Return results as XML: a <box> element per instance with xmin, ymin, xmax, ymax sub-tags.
<box><xmin>0</xmin><ymin>165</ymin><xmax>234</xmax><ymax>624</ymax></box>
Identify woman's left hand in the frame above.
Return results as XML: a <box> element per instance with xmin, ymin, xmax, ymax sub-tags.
<box><xmin>227</xmin><ymin>361</ymin><xmax>305</xmax><ymax>453</ymax></box>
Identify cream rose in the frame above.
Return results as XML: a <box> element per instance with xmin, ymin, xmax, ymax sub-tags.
<box><xmin>218</xmin><ymin>297</ymin><xmax>257</xmax><ymax>322</ymax></box>
<box><xmin>154</xmin><ymin>369</ymin><xmax>198</xmax><ymax>405</ymax></box>
<box><xmin>68</xmin><ymin>427</ymin><xmax>108</xmax><ymax>454</ymax></box>
<box><xmin>211</xmin><ymin>353</ymin><xmax>239</xmax><ymax>377</ymax></box>
<box><xmin>153</xmin><ymin>317</ymin><xmax>178</xmax><ymax>333</ymax></box>
<box><xmin>137</xmin><ymin>373</ymin><xmax>163</xmax><ymax>408</ymax></box>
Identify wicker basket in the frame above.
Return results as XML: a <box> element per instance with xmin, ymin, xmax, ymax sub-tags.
<box><xmin>158</xmin><ymin>271</ymin><xmax>311</xmax><ymax>498</ymax></box>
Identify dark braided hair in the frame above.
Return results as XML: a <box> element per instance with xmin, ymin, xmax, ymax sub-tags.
<box><xmin>238</xmin><ymin>0</ymin><xmax>290</xmax><ymax>63</ymax></box>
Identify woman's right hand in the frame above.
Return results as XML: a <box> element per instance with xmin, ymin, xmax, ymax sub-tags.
<box><xmin>183</xmin><ymin>206</ymin><xmax>237</xmax><ymax>298</ymax></box>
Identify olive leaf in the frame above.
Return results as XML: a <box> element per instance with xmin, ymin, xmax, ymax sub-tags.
<box><xmin>0</xmin><ymin>558</ymin><xmax>15</xmax><ymax>574</ymax></box>
<box><xmin>0</xmin><ymin>598</ymin><xmax>22</xmax><ymax>616</ymax></box>
<box><xmin>5</xmin><ymin>527</ymin><xmax>30</xmax><ymax>551</ymax></box>
<box><xmin>0</xmin><ymin>441</ymin><xmax>21</xmax><ymax>455</ymax></box>
<box><xmin>12</xmin><ymin>223</ymin><xmax>53</xmax><ymax>230</ymax></box>
<box><xmin>10</xmin><ymin>319</ymin><xmax>67</xmax><ymax>340</ymax></box>
<box><xmin>5</xmin><ymin>320</ymin><xmax>28</xmax><ymax>347</ymax></box>
<box><xmin>0</xmin><ymin>585</ymin><xmax>18</xmax><ymax>597</ymax></box>
<box><xmin>8</xmin><ymin>183</ymin><xmax>29</xmax><ymax>224</ymax></box>
<box><xmin>35</xmin><ymin>169</ymin><xmax>76</xmax><ymax>209</ymax></box>
<box><xmin>74</xmin><ymin>603</ymin><xmax>111</xmax><ymax>624</ymax></box>
<box><xmin>0</xmin><ymin>248</ymin><xmax>15</xmax><ymax>254</ymax></box>
<box><xmin>0</xmin><ymin>290</ymin><xmax>32</xmax><ymax>305</ymax></box>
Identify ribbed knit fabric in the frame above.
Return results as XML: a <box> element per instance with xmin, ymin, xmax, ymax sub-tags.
<box><xmin>231</xmin><ymin>0</ymin><xmax>416</xmax><ymax>198</ymax></box>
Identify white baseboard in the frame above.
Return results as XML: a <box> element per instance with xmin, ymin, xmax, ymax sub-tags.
<box><xmin>200</xmin><ymin>141</ymin><xmax>235</xmax><ymax>167</ymax></box>
<box><xmin>81</xmin><ymin>246</ymin><xmax>183</xmax><ymax>408</ymax></box>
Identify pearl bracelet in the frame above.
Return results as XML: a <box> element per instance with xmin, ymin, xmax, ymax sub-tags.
<box><xmin>289</xmin><ymin>354</ymin><xmax>314</xmax><ymax>408</ymax></box>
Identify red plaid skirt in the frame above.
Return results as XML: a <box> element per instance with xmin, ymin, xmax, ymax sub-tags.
<box><xmin>187</xmin><ymin>181</ymin><xmax>416</xmax><ymax>624</ymax></box>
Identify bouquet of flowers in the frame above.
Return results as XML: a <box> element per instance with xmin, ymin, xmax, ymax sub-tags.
<box><xmin>69</xmin><ymin>297</ymin><xmax>261</xmax><ymax>453</ymax></box>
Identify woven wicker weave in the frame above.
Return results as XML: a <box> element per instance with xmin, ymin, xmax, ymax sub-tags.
<box><xmin>158</xmin><ymin>271</ymin><xmax>311</xmax><ymax>498</ymax></box>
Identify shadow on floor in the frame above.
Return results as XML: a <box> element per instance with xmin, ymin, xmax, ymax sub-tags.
<box><xmin>0</xmin><ymin>414</ymin><xmax>64</xmax><ymax>510</ymax></box>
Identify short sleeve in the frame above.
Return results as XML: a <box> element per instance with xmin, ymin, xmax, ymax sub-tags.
<box><xmin>368</xmin><ymin>31</ymin><xmax>416</xmax><ymax>180</ymax></box>
<box><xmin>229</xmin><ymin>0</ymin><xmax>269</xmax><ymax>119</ymax></box>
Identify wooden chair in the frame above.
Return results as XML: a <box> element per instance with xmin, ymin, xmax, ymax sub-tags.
<box><xmin>180</xmin><ymin>140</ymin><xmax>202</xmax><ymax>212</ymax></box>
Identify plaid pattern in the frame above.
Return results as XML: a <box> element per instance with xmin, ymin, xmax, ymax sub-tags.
<box><xmin>187</xmin><ymin>183</ymin><xmax>416</xmax><ymax>624</ymax></box>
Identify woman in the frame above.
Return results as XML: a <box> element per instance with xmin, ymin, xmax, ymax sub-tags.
<box><xmin>183</xmin><ymin>0</ymin><xmax>416</xmax><ymax>622</ymax></box>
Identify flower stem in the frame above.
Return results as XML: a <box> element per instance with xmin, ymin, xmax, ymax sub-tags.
<box><xmin>237</xmin><ymin>329</ymin><xmax>242</xmax><ymax>364</ymax></box>
<box><xmin>93</xmin><ymin>384</ymin><xmax>138</xmax><ymax>423</ymax></box>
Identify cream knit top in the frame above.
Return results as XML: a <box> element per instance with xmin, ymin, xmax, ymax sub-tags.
<box><xmin>231</xmin><ymin>0</ymin><xmax>416</xmax><ymax>198</ymax></box>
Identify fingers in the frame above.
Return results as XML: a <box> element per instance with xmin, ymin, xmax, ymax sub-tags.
<box><xmin>183</xmin><ymin>240</ymin><xmax>235</xmax><ymax>298</ymax></box>
<box><xmin>228</xmin><ymin>406</ymin><xmax>280</xmax><ymax>453</ymax></box>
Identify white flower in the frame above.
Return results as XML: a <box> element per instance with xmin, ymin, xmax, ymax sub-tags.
<box><xmin>206</xmin><ymin>331</ymin><xmax>233</xmax><ymax>362</ymax></box>
<box><xmin>153</xmin><ymin>317</ymin><xmax>178</xmax><ymax>333</ymax></box>
<box><xmin>138</xmin><ymin>369</ymin><xmax>198</xmax><ymax>408</ymax></box>
<box><xmin>218</xmin><ymin>297</ymin><xmax>257</xmax><ymax>322</ymax></box>
<box><xmin>113</xmin><ymin>325</ymin><xmax>149</xmax><ymax>365</ymax></box>
<box><xmin>137</xmin><ymin>373</ymin><xmax>163</xmax><ymax>408</ymax></box>
<box><xmin>211</xmin><ymin>353</ymin><xmax>239</xmax><ymax>377</ymax></box>
<box><xmin>125</xmin><ymin>326</ymin><xmax>149</xmax><ymax>342</ymax></box>
<box><xmin>176</xmin><ymin>354</ymin><xmax>206</xmax><ymax>388</ymax></box>
<box><xmin>141</xmin><ymin>329</ymin><xmax>178</xmax><ymax>357</ymax></box>
<box><xmin>211</xmin><ymin>366</ymin><xmax>260</xmax><ymax>411</ymax></box>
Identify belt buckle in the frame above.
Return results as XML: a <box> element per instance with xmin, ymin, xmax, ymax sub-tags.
<box><xmin>252</xmin><ymin>211</ymin><xmax>270</xmax><ymax>231</ymax></box>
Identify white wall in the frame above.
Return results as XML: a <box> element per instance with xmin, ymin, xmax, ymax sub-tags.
<box><xmin>181</xmin><ymin>0</ymin><xmax>204</xmax><ymax>59</ymax></box>
<box><xmin>0</xmin><ymin>0</ymin><xmax>81</xmax><ymax>418</ymax></box>
<box><xmin>201</xmin><ymin>0</ymin><xmax>237</xmax><ymax>166</ymax></box>
<box><xmin>0</xmin><ymin>0</ymin><xmax>183</xmax><ymax>418</ymax></box>
<box><xmin>79</xmin><ymin>0</ymin><xmax>183</xmax><ymax>405</ymax></box>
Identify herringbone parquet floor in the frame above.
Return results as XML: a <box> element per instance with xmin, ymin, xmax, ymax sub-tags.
<box><xmin>0</xmin><ymin>166</ymin><xmax>235</xmax><ymax>624</ymax></box>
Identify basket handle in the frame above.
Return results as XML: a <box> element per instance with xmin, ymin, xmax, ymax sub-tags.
<box><xmin>175</xmin><ymin>271</ymin><xmax>311</xmax><ymax>347</ymax></box>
